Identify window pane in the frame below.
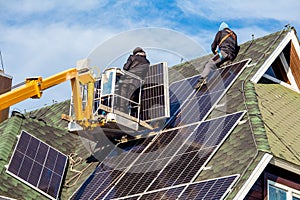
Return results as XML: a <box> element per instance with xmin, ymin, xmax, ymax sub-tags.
<box><xmin>269</xmin><ymin>185</ymin><xmax>287</xmax><ymax>200</ymax></box>
<box><xmin>293</xmin><ymin>196</ymin><xmax>300</xmax><ymax>200</ymax></box>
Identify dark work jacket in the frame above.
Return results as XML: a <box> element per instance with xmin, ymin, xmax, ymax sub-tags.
<box><xmin>211</xmin><ymin>28</ymin><xmax>239</xmax><ymax>61</ymax></box>
<box><xmin>123</xmin><ymin>54</ymin><xmax>150</xmax><ymax>79</ymax></box>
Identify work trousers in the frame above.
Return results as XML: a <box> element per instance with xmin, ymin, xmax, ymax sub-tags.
<box><xmin>201</xmin><ymin>50</ymin><xmax>228</xmax><ymax>79</ymax></box>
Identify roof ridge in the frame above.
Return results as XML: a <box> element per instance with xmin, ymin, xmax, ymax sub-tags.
<box><xmin>244</xmin><ymin>82</ymin><xmax>271</xmax><ymax>153</ymax></box>
<box><xmin>24</xmin><ymin>99</ymin><xmax>70</xmax><ymax>130</ymax></box>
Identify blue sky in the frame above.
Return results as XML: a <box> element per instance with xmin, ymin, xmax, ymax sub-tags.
<box><xmin>0</xmin><ymin>0</ymin><xmax>300</xmax><ymax>112</ymax></box>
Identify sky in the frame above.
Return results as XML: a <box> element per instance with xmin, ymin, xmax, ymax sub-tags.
<box><xmin>0</xmin><ymin>0</ymin><xmax>300</xmax><ymax>113</ymax></box>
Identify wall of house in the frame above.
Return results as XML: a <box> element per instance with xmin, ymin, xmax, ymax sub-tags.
<box><xmin>0</xmin><ymin>72</ymin><xmax>12</xmax><ymax>123</ymax></box>
<box><xmin>244</xmin><ymin>164</ymin><xmax>300</xmax><ymax>200</ymax></box>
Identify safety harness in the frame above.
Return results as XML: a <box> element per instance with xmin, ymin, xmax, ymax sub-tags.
<box><xmin>216</xmin><ymin>29</ymin><xmax>236</xmax><ymax>60</ymax></box>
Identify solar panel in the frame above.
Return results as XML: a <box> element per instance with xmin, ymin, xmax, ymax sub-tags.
<box><xmin>116</xmin><ymin>174</ymin><xmax>239</xmax><ymax>200</ymax></box>
<box><xmin>6</xmin><ymin>130</ymin><xmax>68</xmax><ymax>200</ymax></box>
<box><xmin>70</xmin><ymin>136</ymin><xmax>156</xmax><ymax>200</ymax></box>
<box><xmin>140</xmin><ymin>62</ymin><xmax>170</xmax><ymax>121</ymax></box>
<box><xmin>74</xmin><ymin>111</ymin><xmax>245</xmax><ymax>199</ymax></box>
<box><xmin>167</xmin><ymin>59</ymin><xmax>251</xmax><ymax>128</ymax></box>
<box><xmin>169</xmin><ymin>75</ymin><xmax>200</xmax><ymax>117</ymax></box>
<box><xmin>179</xmin><ymin>175</ymin><xmax>239</xmax><ymax>200</ymax></box>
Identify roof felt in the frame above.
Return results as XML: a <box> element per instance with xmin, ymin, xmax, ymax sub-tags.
<box><xmin>0</xmin><ymin>27</ymin><xmax>300</xmax><ymax>200</ymax></box>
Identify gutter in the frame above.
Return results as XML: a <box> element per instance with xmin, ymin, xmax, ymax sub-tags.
<box><xmin>270</xmin><ymin>157</ymin><xmax>300</xmax><ymax>175</ymax></box>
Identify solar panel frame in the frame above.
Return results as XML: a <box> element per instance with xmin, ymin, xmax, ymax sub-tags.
<box><xmin>166</xmin><ymin>58</ymin><xmax>251</xmax><ymax>128</ymax></box>
<box><xmin>70</xmin><ymin>136</ymin><xmax>157</xmax><ymax>200</ymax></box>
<box><xmin>6</xmin><ymin>130</ymin><xmax>68</xmax><ymax>200</ymax></box>
<box><xmin>178</xmin><ymin>174</ymin><xmax>240</xmax><ymax>200</ymax></box>
<box><xmin>101</xmin><ymin>111</ymin><xmax>245</xmax><ymax>199</ymax></box>
<box><xmin>71</xmin><ymin>59</ymin><xmax>251</xmax><ymax>199</ymax></box>
<box><xmin>112</xmin><ymin>174</ymin><xmax>240</xmax><ymax>200</ymax></box>
<box><xmin>140</xmin><ymin>62</ymin><xmax>170</xmax><ymax>122</ymax></box>
<box><xmin>71</xmin><ymin>112</ymin><xmax>245</xmax><ymax>199</ymax></box>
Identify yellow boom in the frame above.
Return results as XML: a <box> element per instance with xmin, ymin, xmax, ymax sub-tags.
<box><xmin>0</xmin><ymin>68</ymin><xmax>97</xmax><ymax>129</ymax></box>
<box><xmin>0</xmin><ymin>68</ymin><xmax>78</xmax><ymax>110</ymax></box>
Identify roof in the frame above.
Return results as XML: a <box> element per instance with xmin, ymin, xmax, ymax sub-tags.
<box><xmin>0</xmin><ymin>101</ymin><xmax>98</xmax><ymax>199</ymax></box>
<box><xmin>0</xmin><ymin>26</ymin><xmax>300</xmax><ymax>199</ymax></box>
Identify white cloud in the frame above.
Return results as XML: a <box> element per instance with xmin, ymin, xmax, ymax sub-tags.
<box><xmin>0</xmin><ymin>0</ymin><xmax>104</xmax><ymax>14</ymax></box>
<box><xmin>177</xmin><ymin>0</ymin><xmax>300</xmax><ymax>23</ymax></box>
<box><xmin>1</xmin><ymin>0</ymin><xmax>299</xmax><ymax>113</ymax></box>
<box><xmin>0</xmin><ymin>22</ymin><xmax>117</xmax><ymax>111</ymax></box>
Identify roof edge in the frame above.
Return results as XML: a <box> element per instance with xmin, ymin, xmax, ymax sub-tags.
<box><xmin>232</xmin><ymin>152</ymin><xmax>272</xmax><ymax>200</ymax></box>
<box><xmin>270</xmin><ymin>157</ymin><xmax>300</xmax><ymax>175</ymax></box>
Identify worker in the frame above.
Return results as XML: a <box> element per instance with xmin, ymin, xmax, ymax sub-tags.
<box><xmin>123</xmin><ymin>47</ymin><xmax>150</xmax><ymax>78</ymax></box>
<box><xmin>194</xmin><ymin>22</ymin><xmax>240</xmax><ymax>90</ymax></box>
<box><xmin>117</xmin><ymin>47</ymin><xmax>150</xmax><ymax>115</ymax></box>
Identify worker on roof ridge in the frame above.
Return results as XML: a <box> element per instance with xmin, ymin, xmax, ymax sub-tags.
<box><xmin>194</xmin><ymin>22</ymin><xmax>240</xmax><ymax>90</ymax></box>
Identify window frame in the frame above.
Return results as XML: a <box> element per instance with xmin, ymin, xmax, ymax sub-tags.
<box><xmin>268</xmin><ymin>180</ymin><xmax>300</xmax><ymax>200</ymax></box>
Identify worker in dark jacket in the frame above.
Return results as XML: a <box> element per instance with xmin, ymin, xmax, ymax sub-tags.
<box><xmin>123</xmin><ymin>47</ymin><xmax>150</xmax><ymax>78</ymax></box>
<box><xmin>194</xmin><ymin>22</ymin><xmax>239</xmax><ymax>89</ymax></box>
<box><xmin>118</xmin><ymin>47</ymin><xmax>150</xmax><ymax>114</ymax></box>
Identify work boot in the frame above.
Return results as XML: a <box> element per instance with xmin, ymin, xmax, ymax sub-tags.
<box><xmin>194</xmin><ymin>78</ymin><xmax>206</xmax><ymax>90</ymax></box>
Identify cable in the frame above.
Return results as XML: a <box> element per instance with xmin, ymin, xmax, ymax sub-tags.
<box><xmin>64</xmin><ymin>153</ymin><xmax>94</xmax><ymax>188</ymax></box>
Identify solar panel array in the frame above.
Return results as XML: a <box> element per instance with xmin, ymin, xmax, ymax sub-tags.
<box><xmin>71</xmin><ymin>59</ymin><xmax>251</xmax><ymax>199</ymax></box>
<box><xmin>71</xmin><ymin>111</ymin><xmax>245</xmax><ymax>199</ymax></box>
<box><xmin>167</xmin><ymin>59</ymin><xmax>250</xmax><ymax>128</ymax></box>
<box><xmin>140</xmin><ymin>62</ymin><xmax>169</xmax><ymax>121</ymax></box>
<box><xmin>6</xmin><ymin>130</ymin><xmax>68</xmax><ymax>200</ymax></box>
<box><xmin>117</xmin><ymin>174</ymin><xmax>239</xmax><ymax>200</ymax></box>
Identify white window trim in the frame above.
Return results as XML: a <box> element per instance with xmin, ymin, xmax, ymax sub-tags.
<box><xmin>251</xmin><ymin>30</ymin><xmax>293</xmax><ymax>83</ymax></box>
<box><xmin>262</xmin><ymin>74</ymin><xmax>299</xmax><ymax>93</ymax></box>
<box><xmin>251</xmin><ymin>29</ymin><xmax>300</xmax><ymax>92</ymax></box>
<box><xmin>268</xmin><ymin>180</ymin><xmax>300</xmax><ymax>200</ymax></box>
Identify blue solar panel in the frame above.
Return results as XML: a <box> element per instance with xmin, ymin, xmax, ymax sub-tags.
<box><xmin>109</xmin><ymin>175</ymin><xmax>239</xmax><ymax>200</ymax></box>
<box><xmin>167</xmin><ymin>59</ymin><xmax>250</xmax><ymax>128</ymax></box>
<box><xmin>179</xmin><ymin>175</ymin><xmax>239</xmax><ymax>199</ymax></box>
<box><xmin>137</xmin><ymin>175</ymin><xmax>238</xmax><ymax>200</ymax></box>
<box><xmin>6</xmin><ymin>130</ymin><xmax>67</xmax><ymax>200</ymax></box>
<box><xmin>71</xmin><ymin>59</ymin><xmax>250</xmax><ymax>200</ymax></box>
<box><xmin>140</xmin><ymin>62</ymin><xmax>170</xmax><ymax>121</ymax></box>
<box><xmin>71</xmin><ymin>136</ymin><xmax>155</xmax><ymax>200</ymax></box>
<box><xmin>169</xmin><ymin>75</ymin><xmax>200</xmax><ymax>117</ymax></box>
<box><xmin>72</xmin><ymin>111</ymin><xmax>245</xmax><ymax>199</ymax></box>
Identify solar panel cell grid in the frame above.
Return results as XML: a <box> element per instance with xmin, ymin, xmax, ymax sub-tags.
<box><xmin>71</xmin><ymin>60</ymin><xmax>250</xmax><ymax>199</ymax></box>
<box><xmin>102</xmin><ymin>112</ymin><xmax>244</xmax><ymax>199</ymax></box>
<box><xmin>6</xmin><ymin>131</ymin><xmax>68</xmax><ymax>200</ymax></box>
<box><xmin>141</xmin><ymin>62</ymin><xmax>169</xmax><ymax>121</ymax></box>
<box><xmin>71</xmin><ymin>137</ymin><xmax>155</xmax><ymax>199</ymax></box>
<box><xmin>168</xmin><ymin>59</ymin><xmax>249</xmax><ymax>128</ymax></box>
<box><xmin>118</xmin><ymin>175</ymin><xmax>238</xmax><ymax>200</ymax></box>
<box><xmin>179</xmin><ymin>175</ymin><xmax>238</xmax><ymax>200</ymax></box>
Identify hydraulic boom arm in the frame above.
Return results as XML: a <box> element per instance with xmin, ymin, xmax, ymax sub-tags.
<box><xmin>0</xmin><ymin>68</ymin><xmax>78</xmax><ymax>111</ymax></box>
